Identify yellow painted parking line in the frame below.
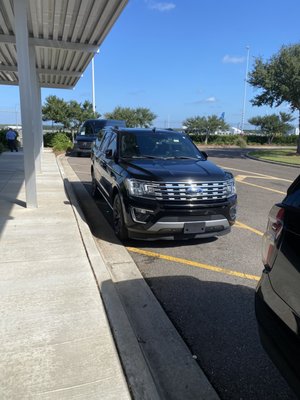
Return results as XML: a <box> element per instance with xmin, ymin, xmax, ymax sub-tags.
<box><xmin>218</xmin><ymin>166</ymin><xmax>293</xmax><ymax>183</ymax></box>
<box><xmin>235</xmin><ymin>178</ymin><xmax>286</xmax><ymax>195</ymax></box>
<box><xmin>127</xmin><ymin>247</ymin><xmax>260</xmax><ymax>282</ymax></box>
<box><xmin>235</xmin><ymin>174</ymin><xmax>287</xmax><ymax>182</ymax></box>
<box><xmin>235</xmin><ymin>221</ymin><xmax>264</xmax><ymax>236</ymax></box>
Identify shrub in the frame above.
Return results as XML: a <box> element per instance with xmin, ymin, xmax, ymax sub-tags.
<box><xmin>0</xmin><ymin>142</ymin><xmax>5</xmax><ymax>154</ymax></box>
<box><xmin>43</xmin><ymin>131</ymin><xmax>73</xmax><ymax>152</ymax></box>
<box><xmin>210</xmin><ymin>135</ymin><xmax>237</xmax><ymax>145</ymax></box>
<box><xmin>189</xmin><ymin>133</ymin><xmax>298</xmax><ymax>146</ymax></box>
<box><xmin>234</xmin><ymin>136</ymin><xmax>247</xmax><ymax>148</ymax></box>
<box><xmin>0</xmin><ymin>129</ymin><xmax>7</xmax><ymax>146</ymax></box>
<box><xmin>43</xmin><ymin>132</ymin><xmax>54</xmax><ymax>147</ymax></box>
<box><xmin>272</xmin><ymin>135</ymin><xmax>298</xmax><ymax>145</ymax></box>
<box><xmin>51</xmin><ymin>133</ymin><xmax>73</xmax><ymax>152</ymax></box>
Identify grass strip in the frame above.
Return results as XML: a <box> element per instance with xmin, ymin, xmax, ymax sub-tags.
<box><xmin>249</xmin><ymin>148</ymin><xmax>300</xmax><ymax>166</ymax></box>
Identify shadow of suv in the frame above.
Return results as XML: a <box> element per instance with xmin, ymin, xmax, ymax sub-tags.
<box><xmin>91</xmin><ymin>127</ymin><xmax>237</xmax><ymax>240</ymax></box>
<box><xmin>255</xmin><ymin>174</ymin><xmax>300</xmax><ymax>397</ymax></box>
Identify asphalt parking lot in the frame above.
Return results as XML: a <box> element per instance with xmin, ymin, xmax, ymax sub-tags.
<box><xmin>67</xmin><ymin>148</ymin><xmax>299</xmax><ymax>400</ymax></box>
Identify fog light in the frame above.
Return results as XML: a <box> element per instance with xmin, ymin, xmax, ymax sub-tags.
<box><xmin>131</xmin><ymin>207</ymin><xmax>154</xmax><ymax>224</ymax></box>
<box><xmin>229</xmin><ymin>205</ymin><xmax>237</xmax><ymax>220</ymax></box>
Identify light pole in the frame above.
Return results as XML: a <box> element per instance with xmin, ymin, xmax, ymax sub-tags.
<box><xmin>91</xmin><ymin>49</ymin><xmax>100</xmax><ymax>116</ymax></box>
<box><xmin>241</xmin><ymin>46</ymin><xmax>250</xmax><ymax>133</ymax></box>
<box><xmin>92</xmin><ymin>56</ymin><xmax>96</xmax><ymax>115</ymax></box>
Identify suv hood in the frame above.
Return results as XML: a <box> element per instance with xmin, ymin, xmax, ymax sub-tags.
<box><xmin>121</xmin><ymin>159</ymin><xmax>227</xmax><ymax>181</ymax></box>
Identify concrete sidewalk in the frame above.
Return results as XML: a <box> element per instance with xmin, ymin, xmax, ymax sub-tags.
<box><xmin>0</xmin><ymin>150</ymin><xmax>131</xmax><ymax>400</ymax></box>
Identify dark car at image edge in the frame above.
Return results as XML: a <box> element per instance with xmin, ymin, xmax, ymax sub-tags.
<box><xmin>90</xmin><ymin>126</ymin><xmax>237</xmax><ymax>240</ymax></box>
<box><xmin>255</xmin><ymin>174</ymin><xmax>300</xmax><ymax>398</ymax></box>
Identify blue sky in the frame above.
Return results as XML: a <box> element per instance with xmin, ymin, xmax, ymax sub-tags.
<box><xmin>1</xmin><ymin>0</ymin><xmax>300</xmax><ymax>129</ymax></box>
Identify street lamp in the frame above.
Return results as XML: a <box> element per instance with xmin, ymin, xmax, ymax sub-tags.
<box><xmin>91</xmin><ymin>49</ymin><xmax>100</xmax><ymax>116</ymax></box>
<box><xmin>241</xmin><ymin>46</ymin><xmax>250</xmax><ymax>134</ymax></box>
<box><xmin>92</xmin><ymin>57</ymin><xmax>95</xmax><ymax>115</ymax></box>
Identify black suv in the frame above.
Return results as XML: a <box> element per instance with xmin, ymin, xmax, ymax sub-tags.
<box><xmin>73</xmin><ymin>119</ymin><xmax>126</xmax><ymax>156</ymax></box>
<box><xmin>255</xmin><ymin>174</ymin><xmax>300</xmax><ymax>397</ymax></box>
<box><xmin>91</xmin><ymin>127</ymin><xmax>237</xmax><ymax>240</ymax></box>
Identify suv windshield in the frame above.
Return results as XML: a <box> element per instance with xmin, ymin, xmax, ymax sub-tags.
<box><xmin>120</xmin><ymin>131</ymin><xmax>204</xmax><ymax>160</ymax></box>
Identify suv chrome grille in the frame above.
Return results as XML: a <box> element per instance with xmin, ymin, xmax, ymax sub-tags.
<box><xmin>151</xmin><ymin>181</ymin><xmax>228</xmax><ymax>201</ymax></box>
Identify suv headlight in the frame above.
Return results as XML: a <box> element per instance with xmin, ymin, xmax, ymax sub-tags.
<box><xmin>125</xmin><ymin>178</ymin><xmax>156</xmax><ymax>198</ymax></box>
<box><xmin>226</xmin><ymin>178</ymin><xmax>236</xmax><ymax>197</ymax></box>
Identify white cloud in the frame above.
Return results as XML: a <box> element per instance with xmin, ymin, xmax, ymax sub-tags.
<box><xmin>187</xmin><ymin>96</ymin><xmax>217</xmax><ymax>105</ymax></box>
<box><xmin>145</xmin><ymin>1</ymin><xmax>176</xmax><ymax>12</ymax></box>
<box><xmin>222</xmin><ymin>55</ymin><xmax>245</xmax><ymax>64</ymax></box>
<box><xmin>205</xmin><ymin>96</ymin><xmax>217</xmax><ymax>103</ymax></box>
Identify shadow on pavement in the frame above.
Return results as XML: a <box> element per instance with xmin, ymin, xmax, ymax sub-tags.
<box><xmin>121</xmin><ymin>274</ymin><xmax>296</xmax><ymax>400</ymax></box>
<box><xmin>204</xmin><ymin>148</ymin><xmax>249</xmax><ymax>159</ymax></box>
<box><xmin>0</xmin><ymin>152</ymin><xmax>26</xmax><ymax>237</ymax></box>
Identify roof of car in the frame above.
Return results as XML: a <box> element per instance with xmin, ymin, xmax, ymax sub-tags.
<box><xmin>113</xmin><ymin>127</ymin><xmax>183</xmax><ymax>134</ymax></box>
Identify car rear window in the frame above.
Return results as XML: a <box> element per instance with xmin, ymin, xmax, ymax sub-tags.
<box><xmin>283</xmin><ymin>175</ymin><xmax>300</xmax><ymax>208</ymax></box>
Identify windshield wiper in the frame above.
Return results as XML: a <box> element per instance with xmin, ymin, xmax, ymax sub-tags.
<box><xmin>121</xmin><ymin>155</ymin><xmax>161</xmax><ymax>159</ymax></box>
<box><xmin>164</xmin><ymin>156</ymin><xmax>199</xmax><ymax>160</ymax></box>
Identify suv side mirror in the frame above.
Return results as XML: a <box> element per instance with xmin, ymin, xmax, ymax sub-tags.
<box><xmin>201</xmin><ymin>151</ymin><xmax>208</xmax><ymax>160</ymax></box>
<box><xmin>105</xmin><ymin>149</ymin><xmax>113</xmax><ymax>158</ymax></box>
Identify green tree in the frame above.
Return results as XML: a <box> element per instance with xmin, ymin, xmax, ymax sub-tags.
<box><xmin>183</xmin><ymin>115</ymin><xmax>229</xmax><ymax>144</ymax></box>
<box><xmin>248</xmin><ymin>112</ymin><xmax>294</xmax><ymax>144</ymax></box>
<box><xmin>67</xmin><ymin>100</ymin><xmax>82</xmax><ymax>132</ymax></box>
<box><xmin>81</xmin><ymin>100</ymin><xmax>99</xmax><ymax>122</ymax></box>
<box><xmin>67</xmin><ymin>100</ymin><xmax>100</xmax><ymax>134</ymax></box>
<box><xmin>42</xmin><ymin>96</ymin><xmax>100</xmax><ymax>134</ymax></box>
<box><xmin>248</xmin><ymin>44</ymin><xmax>300</xmax><ymax>153</ymax></box>
<box><xmin>183</xmin><ymin>116</ymin><xmax>207</xmax><ymax>134</ymax></box>
<box><xmin>42</xmin><ymin>95</ymin><xmax>69</xmax><ymax>128</ymax></box>
<box><xmin>104</xmin><ymin>106</ymin><xmax>156</xmax><ymax>127</ymax></box>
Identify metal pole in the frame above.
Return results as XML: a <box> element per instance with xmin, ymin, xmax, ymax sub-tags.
<box><xmin>14</xmin><ymin>0</ymin><xmax>38</xmax><ymax>208</ymax></box>
<box><xmin>92</xmin><ymin>57</ymin><xmax>96</xmax><ymax>114</ymax></box>
<box><xmin>241</xmin><ymin>46</ymin><xmax>250</xmax><ymax>134</ymax></box>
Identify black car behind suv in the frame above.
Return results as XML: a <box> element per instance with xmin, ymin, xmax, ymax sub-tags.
<box><xmin>255</xmin><ymin>174</ymin><xmax>300</xmax><ymax>397</ymax></box>
<box><xmin>91</xmin><ymin>126</ymin><xmax>237</xmax><ymax>240</ymax></box>
<box><xmin>73</xmin><ymin>119</ymin><xmax>126</xmax><ymax>156</ymax></box>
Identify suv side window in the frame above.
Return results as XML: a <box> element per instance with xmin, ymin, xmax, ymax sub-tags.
<box><xmin>99</xmin><ymin>131</ymin><xmax>112</xmax><ymax>152</ymax></box>
<box><xmin>94</xmin><ymin>129</ymin><xmax>104</xmax><ymax>150</ymax></box>
<box><xmin>107</xmin><ymin>132</ymin><xmax>117</xmax><ymax>155</ymax></box>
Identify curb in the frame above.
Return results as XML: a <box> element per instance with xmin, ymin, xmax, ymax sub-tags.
<box><xmin>57</xmin><ymin>155</ymin><xmax>220</xmax><ymax>400</ymax></box>
<box><xmin>245</xmin><ymin>152</ymin><xmax>300</xmax><ymax>169</ymax></box>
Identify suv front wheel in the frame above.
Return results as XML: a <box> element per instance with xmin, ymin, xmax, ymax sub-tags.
<box><xmin>91</xmin><ymin>171</ymin><xmax>101</xmax><ymax>199</ymax></box>
<box><xmin>113</xmin><ymin>194</ymin><xmax>128</xmax><ymax>241</ymax></box>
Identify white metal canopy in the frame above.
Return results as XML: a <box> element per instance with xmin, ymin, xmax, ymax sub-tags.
<box><xmin>0</xmin><ymin>0</ymin><xmax>128</xmax><ymax>208</ymax></box>
<box><xmin>0</xmin><ymin>0</ymin><xmax>128</xmax><ymax>88</ymax></box>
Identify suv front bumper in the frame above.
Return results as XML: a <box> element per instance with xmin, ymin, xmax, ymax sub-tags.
<box><xmin>122</xmin><ymin>195</ymin><xmax>237</xmax><ymax>240</ymax></box>
<box><xmin>73</xmin><ymin>141</ymin><xmax>93</xmax><ymax>155</ymax></box>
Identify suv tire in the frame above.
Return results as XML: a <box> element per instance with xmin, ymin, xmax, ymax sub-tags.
<box><xmin>91</xmin><ymin>172</ymin><xmax>101</xmax><ymax>199</ymax></box>
<box><xmin>113</xmin><ymin>194</ymin><xmax>128</xmax><ymax>241</ymax></box>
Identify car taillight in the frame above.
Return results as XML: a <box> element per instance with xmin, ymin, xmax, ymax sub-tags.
<box><xmin>262</xmin><ymin>205</ymin><xmax>285</xmax><ymax>269</ymax></box>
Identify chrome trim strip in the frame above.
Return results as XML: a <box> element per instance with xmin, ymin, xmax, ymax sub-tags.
<box><xmin>147</xmin><ymin>218</ymin><xmax>229</xmax><ymax>232</ymax></box>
